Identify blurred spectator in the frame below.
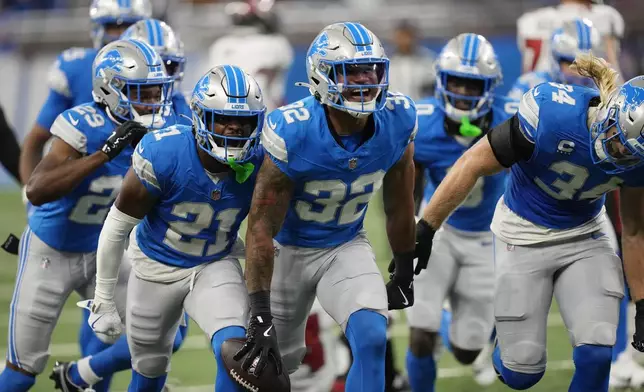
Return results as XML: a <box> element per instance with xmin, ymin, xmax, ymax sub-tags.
<box><xmin>208</xmin><ymin>0</ymin><xmax>293</xmax><ymax>111</ymax></box>
<box><xmin>388</xmin><ymin>20</ymin><xmax>436</xmax><ymax>101</ymax></box>
<box><xmin>3</xmin><ymin>0</ymin><xmax>63</xmax><ymax>11</ymax></box>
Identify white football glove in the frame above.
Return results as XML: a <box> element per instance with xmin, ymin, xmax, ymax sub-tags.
<box><xmin>77</xmin><ymin>299</ymin><xmax>122</xmax><ymax>344</ymax></box>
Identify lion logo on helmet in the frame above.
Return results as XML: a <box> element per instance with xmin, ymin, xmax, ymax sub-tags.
<box><xmin>193</xmin><ymin>74</ymin><xmax>212</xmax><ymax>102</ymax></box>
<box><xmin>95</xmin><ymin>49</ymin><xmax>126</xmax><ymax>78</ymax></box>
<box><xmin>308</xmin><ymin>31</ymin><xmax>330</xmax><ymax>58</ymax></box>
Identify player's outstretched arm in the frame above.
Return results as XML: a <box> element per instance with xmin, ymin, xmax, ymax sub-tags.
<box><xmin>85</xmin><ymin>167</ymin><xmax>157</xmax><ymax>344</ymax></box>
<box><xmin>620</xmin><ymin>187</ymin><xmax>644</xmax><ymax>351</ymax></box>
<box><xmin>421</xmin><ymin>137</ymin><xmax>505</xmax><ymax>229</ymax></box>
<box><xmin>383</xmin><ymin>143</ymin><xmax>418</xmax><ymax>310</ymax></box>
<box><xmin>25</xmin><ymin>137</ymin><xmax>109</xmax><ymax>206</ymax></box>
<box><xmin>235</xmin><ymin>154</ymin><xmax>293</xmax><ymax>375</ymax></box>
<box><xmin>414</xmin><ymin>135</ymin><xmax>507</xmax><ymax>273</ymax></box>
<box><xmin>384</xmin><ymin>143</ymin><xmax>416</xmax><ymax>255</ymax></box>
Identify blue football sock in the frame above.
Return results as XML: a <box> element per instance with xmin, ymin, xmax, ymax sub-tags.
<box><xmin>345</xmin><ymin>310</ymin><xmax>388</xmax><ymax>392</ymax></box>
<box><xmin>0</xmin><ymin>366</ymin><xmax>35</xmax><ymax>391</ymax></box>
<box><xmin>173</xmin><ymin>313</ymin><xmax>190</xmax><ymax>353</ymax></box>
<box><xmin>406</xmin><ymin>349</ymin><xmax>436</xmax><ymax>392</ymax></box>
<box><xmin>212</xmin><ymin>326</ymin><xmax>246</xmax><ymax>391</ymax></box>
<box><xmin>89</xmin><ymin>335</ymin><xmax>132</xmax><ymax>377</ymax></box>
<box><xmin>128</xmin><ymin>370</ymin><xmax>167</xmax><ymax>392</ymax></box>
<box><xmin>570</xmin><ymin>345</ymin><xmax>612</xmax><ymax>392</ymax></box>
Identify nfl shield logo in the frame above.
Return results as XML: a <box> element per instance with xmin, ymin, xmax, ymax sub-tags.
<box><xmin>211</xmin><ymin>189</ymin><xmax>221</xmax><ymax>200</ymax></box>
<box><xmin>348</xmin><ymin>158</ymin><xmax>358</xmax><ymax>170</ymax></box>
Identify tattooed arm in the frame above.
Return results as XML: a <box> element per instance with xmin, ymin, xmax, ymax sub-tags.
<box><xmin>245</xmin><ymin>154</ymin><xmax>295</xmax><ymax>294</ymax></box>
<box><xmin>235</xmin><ymin>154</ymin><xmax>295</xmax><ymax>374</ymax></box>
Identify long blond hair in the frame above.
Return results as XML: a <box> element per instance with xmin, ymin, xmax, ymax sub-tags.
<box><xmin>570</xmin><ymin>52</ymin><xmax>620</xmax><ymax>106</ymax></box>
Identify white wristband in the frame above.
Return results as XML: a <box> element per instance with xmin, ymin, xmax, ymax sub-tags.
<box><xmin>95</xmin><ymin>205</ymin><xmax>141</xmax><ymax>303</ymax></box>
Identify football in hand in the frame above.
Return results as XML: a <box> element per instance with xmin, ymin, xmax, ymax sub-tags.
<box><xmin>220</xmin><ymin>338</ymin><xmax>290</xmax><ymax>392</ymax></box>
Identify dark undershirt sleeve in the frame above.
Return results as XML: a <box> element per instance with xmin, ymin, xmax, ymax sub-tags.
<box><xmin>486</xmin><ymin>114</ymin><xmax>535</xmax><ymax>168</ymax></box>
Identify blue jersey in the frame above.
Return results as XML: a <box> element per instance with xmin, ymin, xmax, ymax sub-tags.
<box><xmin>29</xmin><ymin>102</ymin><xmax>131</xmax><ymax>252</ymax></box>
<box><xmin>133</xmin><ymin>125</ymin><xmax>263</xmax><ymax>268</ymax></box>
<box><xmin>261</xmin><ymin>93</ymin><xmax>417</xmax><ymax>248</ymax></box>
<box><xmin>505</xmin><ymin>82</ymin><xmax>644</xmax><ymax>229</ymax></box>
<box><xmin>36</xmin><ymin>48</ymin><xmax>98</xmax><ymax>130</ymax></box>
<box><xmin>508</xmin><ymin>71</ymin><xmax>553</xmax><ymax>101</ymax></box>
<box><xmin>414</xmin><ymin>96</ymin><xmax>517</xmax><ymax>232</ymax></box>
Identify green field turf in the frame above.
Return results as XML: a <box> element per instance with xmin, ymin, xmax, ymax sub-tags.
<box><xmin>0</xmin><ymin>191</ymin><xmax>576</xmax><ymax>391</ymax></box>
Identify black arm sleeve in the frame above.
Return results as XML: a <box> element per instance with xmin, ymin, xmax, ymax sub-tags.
<box><xmin>486</xmin><ymin>114</ymin><xmax>535</xmax><ymax>168</ymax></box>
<box><xmin>0</xmin><ymin>106</ymin><xmax>22</xmax><ymax>184</ymax></box>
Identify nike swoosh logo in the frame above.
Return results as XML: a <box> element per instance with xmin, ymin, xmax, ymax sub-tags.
<box><xmin>68</xmin><ymin>114</ymin><xmax>79</xmax><ymax>126</ymax></box>
<box><xmin>138</xmin><ymin>144</ymin><xmax>144</xmax><ymax>154</ymax></box>
<box><xmin>533</xmin><ymin>88</ymin><xmax>540</xmax><ymax>97</ymax></box>
<box><xmin>398</xmin><ymin>286</ymin><xmax>409</xmax><ymax>306</ymax></box>
<box><xmin>263</xmin><ymin>325</ymin><xmax>273</xmax><ymax>337</ymax></box>
<box><xmin>90</xmin><ymin>314</ymin><xmax>104</xmax><ymax>330</ymax></box>
<box><xmin>267</xmin><ymin>118</ymin><xmax>277</xmax><ymax>130</ymax></box>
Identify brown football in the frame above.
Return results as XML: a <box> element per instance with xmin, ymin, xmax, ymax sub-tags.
<box><xmin>220</xmin><ymin>337</ymin><xmax>290</xmax><ymax>392</ymax></box>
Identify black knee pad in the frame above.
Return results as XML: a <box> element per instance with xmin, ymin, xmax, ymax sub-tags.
<box><xmin>452</xmin><ymin>345</ymin><xmax>481</xmax><ymax>365</ymax></box>
<box><xmin>409</xmin><ymin>328</ymin><xmax>437</xmax><ymax>357</ymax></box>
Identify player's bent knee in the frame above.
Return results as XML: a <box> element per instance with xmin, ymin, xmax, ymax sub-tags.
<box><xmin>452</xmin><ymin>345</ymin><xmax>481</xmax><ymax>365</ymax></box>
<box><xmin>133</xmin><ymin>355</ymin><xmax>171</xmax><ymax>379</ymax></box>
<box><xmin>346</xmin><ymin>310</ymin><xmax>387</xmax><ymax>358</ymax></box>
<box><xmin>499</xmin><ymin>368</ymin><xmax>545</xmax><ymax>390</ymax></box>
<box><xmin>409</xmin><ymin>328</ymin><xmax>438</xmax><ymax>357</ymax></box>
<box><xmin>505</xmin><ymin>341</ymin><xmax>546</xmax><ymax>372</ymax></box>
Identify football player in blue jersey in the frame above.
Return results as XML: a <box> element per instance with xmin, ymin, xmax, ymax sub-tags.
<box><xmin>414</xmin><ymin>53</ymin><xmax>644</xmax><ymax>392</ymax></box>
<box><xmin>234</xmin><ymin>22</ymin><xmax>418</xmax><ymax>391</ymax></box>
<box><xmin>19</xmin><ymin>0</ymin><xmax>152</xmax><ymax>185</ymax></box>
<box><xmin>0</xmin><ymin>39</ymin><xmax>173</xmax><ymax>392</ymax></box>
<box><xmin>121</xmin><ymin>18</ymin><xmax>192</xmax><ymax>122</ymax></box>
<box><xmin>508</xmin><ymin>18</ymin><xmax>602</xmax><ymax>101</ymax></box>
<box><xmin>80</xmin><ymin>65</ymin><xmax>265</xmax><ymax>392</ymax></box>
<box><xmin>405</xmin><ymin>33</ymin><xmax>518</xmax><ymax>392</ymax></box>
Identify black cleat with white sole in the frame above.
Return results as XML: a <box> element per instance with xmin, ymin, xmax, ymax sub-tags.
<box><xmin>50</xmin><ymin>361</ymin><xmax>92</xmax><ymax>392</ymax></box>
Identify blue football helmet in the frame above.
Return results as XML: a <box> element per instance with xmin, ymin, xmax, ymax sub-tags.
<box><xmin>434</xmin><ymin>33</ymin><xmax>502</xmax><ymax>122</ymax></box>
<box><xmin>304</xmin><ymin>22</ymin><xmax>389</xmax><ymax>119</ymax></box>
<box><xmin>92</xmin><ymin>39</ymin><xmax>174</xmax><ymax>129</ymax></box>
<box><xmin>190</xmin><ymin>65</ymin><xmax>266</xmax><ymax>164</ymax></box>
<box><xmin>90</xmin><ymin>0</ymin><xmax>152</xmax><ymax>49</ymax></box>
<box><xmin>550</xmin><ymin>18</ymin><xmax>602</xmax><ymax>88</ymax></box>
<box><xmin>121</xmin><ymin>19</ymin><xmax>186</xmax><ymax>83</ymax></box>
<box><xmin>591</xmin><ymin>76</ymin><xmax>644</xmax><ymax>173</ymax></box>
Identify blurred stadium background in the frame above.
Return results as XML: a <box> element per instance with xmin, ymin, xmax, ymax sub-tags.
<box><xmin>0</xmin><ymin>0</ymin><xmax>643</xmax><ymax>390</ymax></box>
